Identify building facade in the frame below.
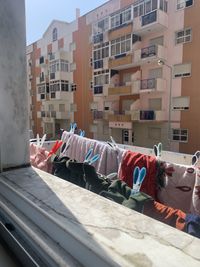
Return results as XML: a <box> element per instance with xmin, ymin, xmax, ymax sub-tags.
<box><xmin>27</xmin><ymin>0</ymin><xmax>198</xmax><ymax>154</ymax></box>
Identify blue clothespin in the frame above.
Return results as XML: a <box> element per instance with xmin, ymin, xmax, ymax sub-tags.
<box><xmin>79</xmin><ymin>130</ymin><xmax>85</xmax><ymax>137</ymax></box>
<box><xmin>69</xmin><ymin>122</ymin><xmax>77</xmax><ymax>133</ymax></box>
<box><xmin>131</xmin><ymin>166</ymin><xmax>146</xmax><ymax>195</ymax></box>
<box><xmin>84</xmin><ymin>147</ymin><xmax>100</xmax><ymax>165</ymax></box>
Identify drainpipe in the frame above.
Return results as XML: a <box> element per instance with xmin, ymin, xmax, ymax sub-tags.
<box><xmin>0</xmin><ymin>0</ymin><xmax>29</xmax><ymax>171</ymax></box>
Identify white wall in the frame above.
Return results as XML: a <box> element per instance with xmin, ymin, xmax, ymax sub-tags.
<box><xmin>0</xmin><ymin>0</ymin><xmax>29</xmax><ymax>168</ymax></box>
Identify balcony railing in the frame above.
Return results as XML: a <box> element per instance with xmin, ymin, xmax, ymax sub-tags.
<box><xmin>94</xmin><ymin>86</ymin><xmax>103</xmax><ymax>95</ymax></box>
<box><xmin>141</xmin><ymin>10</ymin><xmax>157</xmax><ymax>26</ymax></box>
<box><xmin>140</xmin><ymin>78</ymin><xmax>156</xmax><ymax>90</ymax></box>
<box><xmin>93</xmin><ymin>110</ymin><xmax>104</xmax><ymax>120</ymax></box>
<box><xmin>141</xmin><ymin>45</ymin><xmax>156</xmax><ymax>59</ymax></box>
<box><xmin>50</xmin><ymin>73</ymin><xmax>55</xmax><ymax>80</ymax></box>
<box><xmin>108</xmin><ymin>83</ymin><xmax>132</xmax><ymax>95</ymax></box>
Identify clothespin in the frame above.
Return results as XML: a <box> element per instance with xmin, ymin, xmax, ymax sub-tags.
<box><xmin>84</xmin><ymin>147</ymin><xmax>100</xmax><ymax>165</ymax></box>
<box><xmin>131</xmin><ymin>166</ymin><xmax>146</xmax><ymax>195</ymax></box>
<box><xmin>79</xmin><ymin>130</ymin><xmax>85</xmax><ymax>137</ymax></box>
<box><xmin>36</xmin><ymin>134</ymin><xmax>46</xmax><ymax>148</ymax></box>
<box><xmin>47</xmin><ymin>140</ymin><xmax>63</xmax><ymax>159</ymax></box>
<box><xmin>153</xmin><ymin>142</ymin><xmax>162</xmax><ymax>159</ymax></box>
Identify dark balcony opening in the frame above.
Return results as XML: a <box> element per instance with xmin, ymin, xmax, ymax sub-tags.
<box><xmin>93</xmin><ymin>33</ymin><xmax>103</xmax><ymax>44</ymax></box>
<box><xmin>186</xmin><ymin>0</ymin><xmax>193</xmax><ymax>7</ymax></box>
<box><xmin>39</xmin><ymin>56</ymin><xmax>44</xmax><ymax>64</ymax></box>
<box><xmin>141</xmin><ymin>78</ymin><xmax>156</xmax><ymax>90</ymax></box>
<box><xmin>142</xmin><ymin>10</ymin><xmax>157</xmax><ymax>26</ymax></box>
<box><xmin>140</xmin><ymin>110</ymin><xmax>155</xmax><ymax>120</ymax></box>
<box><xmin>51</xmin><ymin>93</ymin><xmax>56</xmax><ymax>98</ymax></box>
<box><xmin>132</xmin><ymin>34</ymin><xmax>142</xmax><ymax>44</ymax></box>
<box><xmin>41</xmin><ymin>111</ymin><xmax>45</xmax><ymax>117</ymax></box>
<box><xmin>94</xmin><ymin>86</ymin><xmax>103</xmax><ymax>94</ymax></box>
<box><xmin>46</xmin><ymin>84</ymin><xmax>49</xmax><ymax>94</ymax></box>
<box><xmin>40</xmin><ymin>94</ymin><xmax>45</xmax><ymax>100</ymax></box>
<box><xmin>94</xmin><ymin>60</ymin><xmax>103</xmax><ymax>69</ymax></box>
<box><xmin>141</xmin><ymin>45</ymin><xmax>156</xmax><ymax>59</ymax></box>
<box><xmin>50</xmin><ymin>73</ymin><xmax>55</xmax><ymax>80</ymax></box>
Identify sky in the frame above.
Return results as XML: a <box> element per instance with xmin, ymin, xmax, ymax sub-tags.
<box><xmin>25</xmin><ymin>0</ymin><xmax>108</xmax><ymax>45</ymax></box>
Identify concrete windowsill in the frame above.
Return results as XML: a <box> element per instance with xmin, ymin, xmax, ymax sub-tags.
<box><xmin>0</xmin><ymin>167</ymin><xmax>199</xmax><ymax>267</ymax></box>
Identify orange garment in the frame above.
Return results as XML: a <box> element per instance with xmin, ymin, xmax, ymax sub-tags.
<box><xmin>144</xmin><ymin>200</ymin><xmax>186</xmax><ymax>231</ymax></box>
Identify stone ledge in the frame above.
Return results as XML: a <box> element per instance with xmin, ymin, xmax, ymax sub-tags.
<box><xmin>0</xmin><ymin>166</ymin><xmax>199</xmax><ymax>267</ymax></box>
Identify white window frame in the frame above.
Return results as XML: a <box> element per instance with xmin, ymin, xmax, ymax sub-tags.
<box><xmin>110</xmin><ymin>7</ymin><xmax>132</xmax><ymax>30</ymax></box>
<box><xmin>172</xmin><ymin>96</ymin><xmax>190</xmax><ymax>110</ymax></box>
<box><xmin>111</xmin><ymin>34</ymin><xmax>132</xmax><ymax>57</ymax></box>
<box><xmin>176</xmin><ymin>0</ymin><xmax>193</xmax><ymax>10</ymax></box>
<box><xmin>93</xmin><ymin>17</ymin><xmax>109</xmax><ymax>35</ymax></box>
<box><xmin>94</xmin><ymin>71</ymin><xmax>109</xmax><ymax>86</ymax></box>
<box><xmin>173</xmin><ymin>63</ymin><xmax>191</xmax><ymax>78</ymax></box>
<box><xmin>175</xmin><ymin>28</ymin><xmax>192</xmax><ymax>45</ymax></box>
<box><xmin>172</xmin><ymin>128</ymin><xmax>188</xmax><ymax>142</ymax></box>
<box><xmin>93</xmin><ymin>42</ymin><xmax>109</xmax><ymax>64</ymax></box>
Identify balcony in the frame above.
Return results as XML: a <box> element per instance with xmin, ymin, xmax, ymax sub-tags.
<box><xmin>93</xmin><ymin>110</ymin><xmax>104</xmax><ymax>120</ymax></box>
<box><xmin>133</xmin><ymin>9</ymin><xmax>168</xmax><ymax>36</ymax></box>
<box><xmin>108</xmin><ymin>112</ymin><xmax>131</xmax><ymax>122</ymax></box>
<box><xmin>108</xmin><ymin>54</ymin><xmax>133</xmax><ymax>70</ymax></box>
<box><xmin>134</xmin><ymin>44</ymin><xmax>166</xmax><ymax>65</ymax></box>
<box><xmin>108</xmin><ymin>83</ymin><xmax>132</xmax><ymax>96</ymax></box>
<box><xmin>140</xmin><ymin>78</ymin><xmax>166</xmax><ymax>93</ymax></box>
<box><xmin>108</xmin><ymin>23</ymin><xmax>133</xmax><ymax>40</ymax></box>
<box><xmin>131</xmin><ymin>110</ymin><xmax>166</xmax><ymax>121</ymax></box>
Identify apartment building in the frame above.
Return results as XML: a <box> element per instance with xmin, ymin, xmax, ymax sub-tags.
<box><xmin>27</xmin><ymin>0</ymin><xmax>198</xmax><ymax>153</ymax></box>
<box><xmin>27</xmin><ymin>19</ymin><xmax>78</xmax><ymax>139</ymax></box>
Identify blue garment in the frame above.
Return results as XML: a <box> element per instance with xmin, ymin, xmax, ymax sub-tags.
<box><xmin>185</xmin><ymin>214</ymin><xmax>200</xmax><ymax>238</ymax></box>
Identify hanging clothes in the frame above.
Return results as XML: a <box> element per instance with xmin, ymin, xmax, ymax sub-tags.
<box><xmin>30</xmin><ymin>143</ymin><xmax>52</xmax><ymax>173</ymax></box>
<box><xmin>157</xmin><ymin>162</ymin><xmax>196</xmax><ymax>214</ymax></box>
<box><xmin>118</xmin><ymin>150</ymin><xmax>158</xmax><ymax>199</ymax></box>
<box><xmin>61</xmin><ymin>131</ymin><xmax>126</xmax><ymax>175</ymax></box>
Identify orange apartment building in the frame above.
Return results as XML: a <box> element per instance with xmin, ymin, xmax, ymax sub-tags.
<box><xmin>27</xmin><ymin>0</ymin><xmax>199</xmax><ymax>154</ymax></box>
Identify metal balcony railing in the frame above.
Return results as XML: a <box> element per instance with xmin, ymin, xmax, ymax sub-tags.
<box><xmin>141</xmin><ymin>45</ymin><xmax>157</xmax><ymax>59</ymax></box>
<box><xmin>140</xmin><ymin>78</ymin><xmax>156</xmax><ymax>90</ymax></box>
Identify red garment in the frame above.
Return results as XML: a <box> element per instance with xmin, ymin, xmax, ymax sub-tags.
<box><xmin>119</xmin><ymin>151</ymin><xmax>157</xmax><ymax>199</ymax></box>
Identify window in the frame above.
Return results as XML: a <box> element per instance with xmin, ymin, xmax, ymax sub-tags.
<box><xmin>172</xmin><ymin>97</ymin><xmax>190</xmax><ymax>110</ymax></box>
<box><xmin>172</xmin><ymin>129</ymin><xmax>188</xmax><ymax>142</ymax></box>
<box><xmin>39</xmin><ymin>56</ymin><xmax>44</xmax><ymax>64</ymax></box>
<box><xmin>159</xmin><ymin>0</ymin><xmax>168</xmax><ymax>12</ymax></box>
<box><xmin>60</xmin><ymin>60</ymin><xmax>69</xmax><ymax>72</ymax></box>
<box><xmin>93</xmin><ymin>42</ymin><xmax>109</xmax><ymax>69</ymax></box>
<box><xmin>70</xmin><ymin>63</ymin><xmax>76</xmax><ymax>72</ymax></box>
<box><xmin>177</xmin><ymin>0</ymin><xmax>193</xmax><ymax>10</ymax></box>
<box><xmin>111</xmin><ymin>34</ymin><xmax>132</xmax><ymax>56</ymax></box>
<box><xmin>50</xmin><ymin>60</ymin><xmax>59</xmax><ymax>74</ymax></box>
<box><xmin>52</xmin><ymin>28</ymin><xmax>57</xmax><ymax>42</ymax></box>
<box><xmin>148</xmin><ymin>127</ymin><xmax>161</xmax><ymax>140</ymax></box>
<box><xmin>94</xmin><ymin>69</ymin><xmax>109</xmax><ymax>86</ymax></box>
<box><xmin>173</xmin><ymin>63</ymin><xmax>191</xmax><ymax>78</ymax></box>
<box><xmin>49</xmin><ymin>104</ymin><xmax>54</xmax><ymax>111</ymax></box>
<box><xmin>149</xmin><ymin>98</ymin><xmax>162</xmax><ymax>110</ymax></box>
<box><xmin>93</xmin><ymin>17</ymin><xmax>109</xmax><ymax>35</ymax></box>
<box><xmin>59</xmin><ymin>104</ymin><xmax>65</xmax><ymax>112</ymax></box>
<box><xmin>71</xmin><ymin>84</ymin><xmax>77</xmax><ymax>91</ymax></box>
<box><xmin>61</xmin><ymin>81</ymin><xmax>69</xmax><ymax>91</ymax></box>
<box><xmin>110</xmin><ymin>7</ymin><xmax>132</xmax><ymax>29</ymax></box>
<box><xmin>175</xmin><ymin>28</ymin><xmax>192</xmax><ymax>44</ymax></box>
<box><xmin>50</xmin><ymin>81</ymin><xmax>60</xmax><ymax>92</ymax></box>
